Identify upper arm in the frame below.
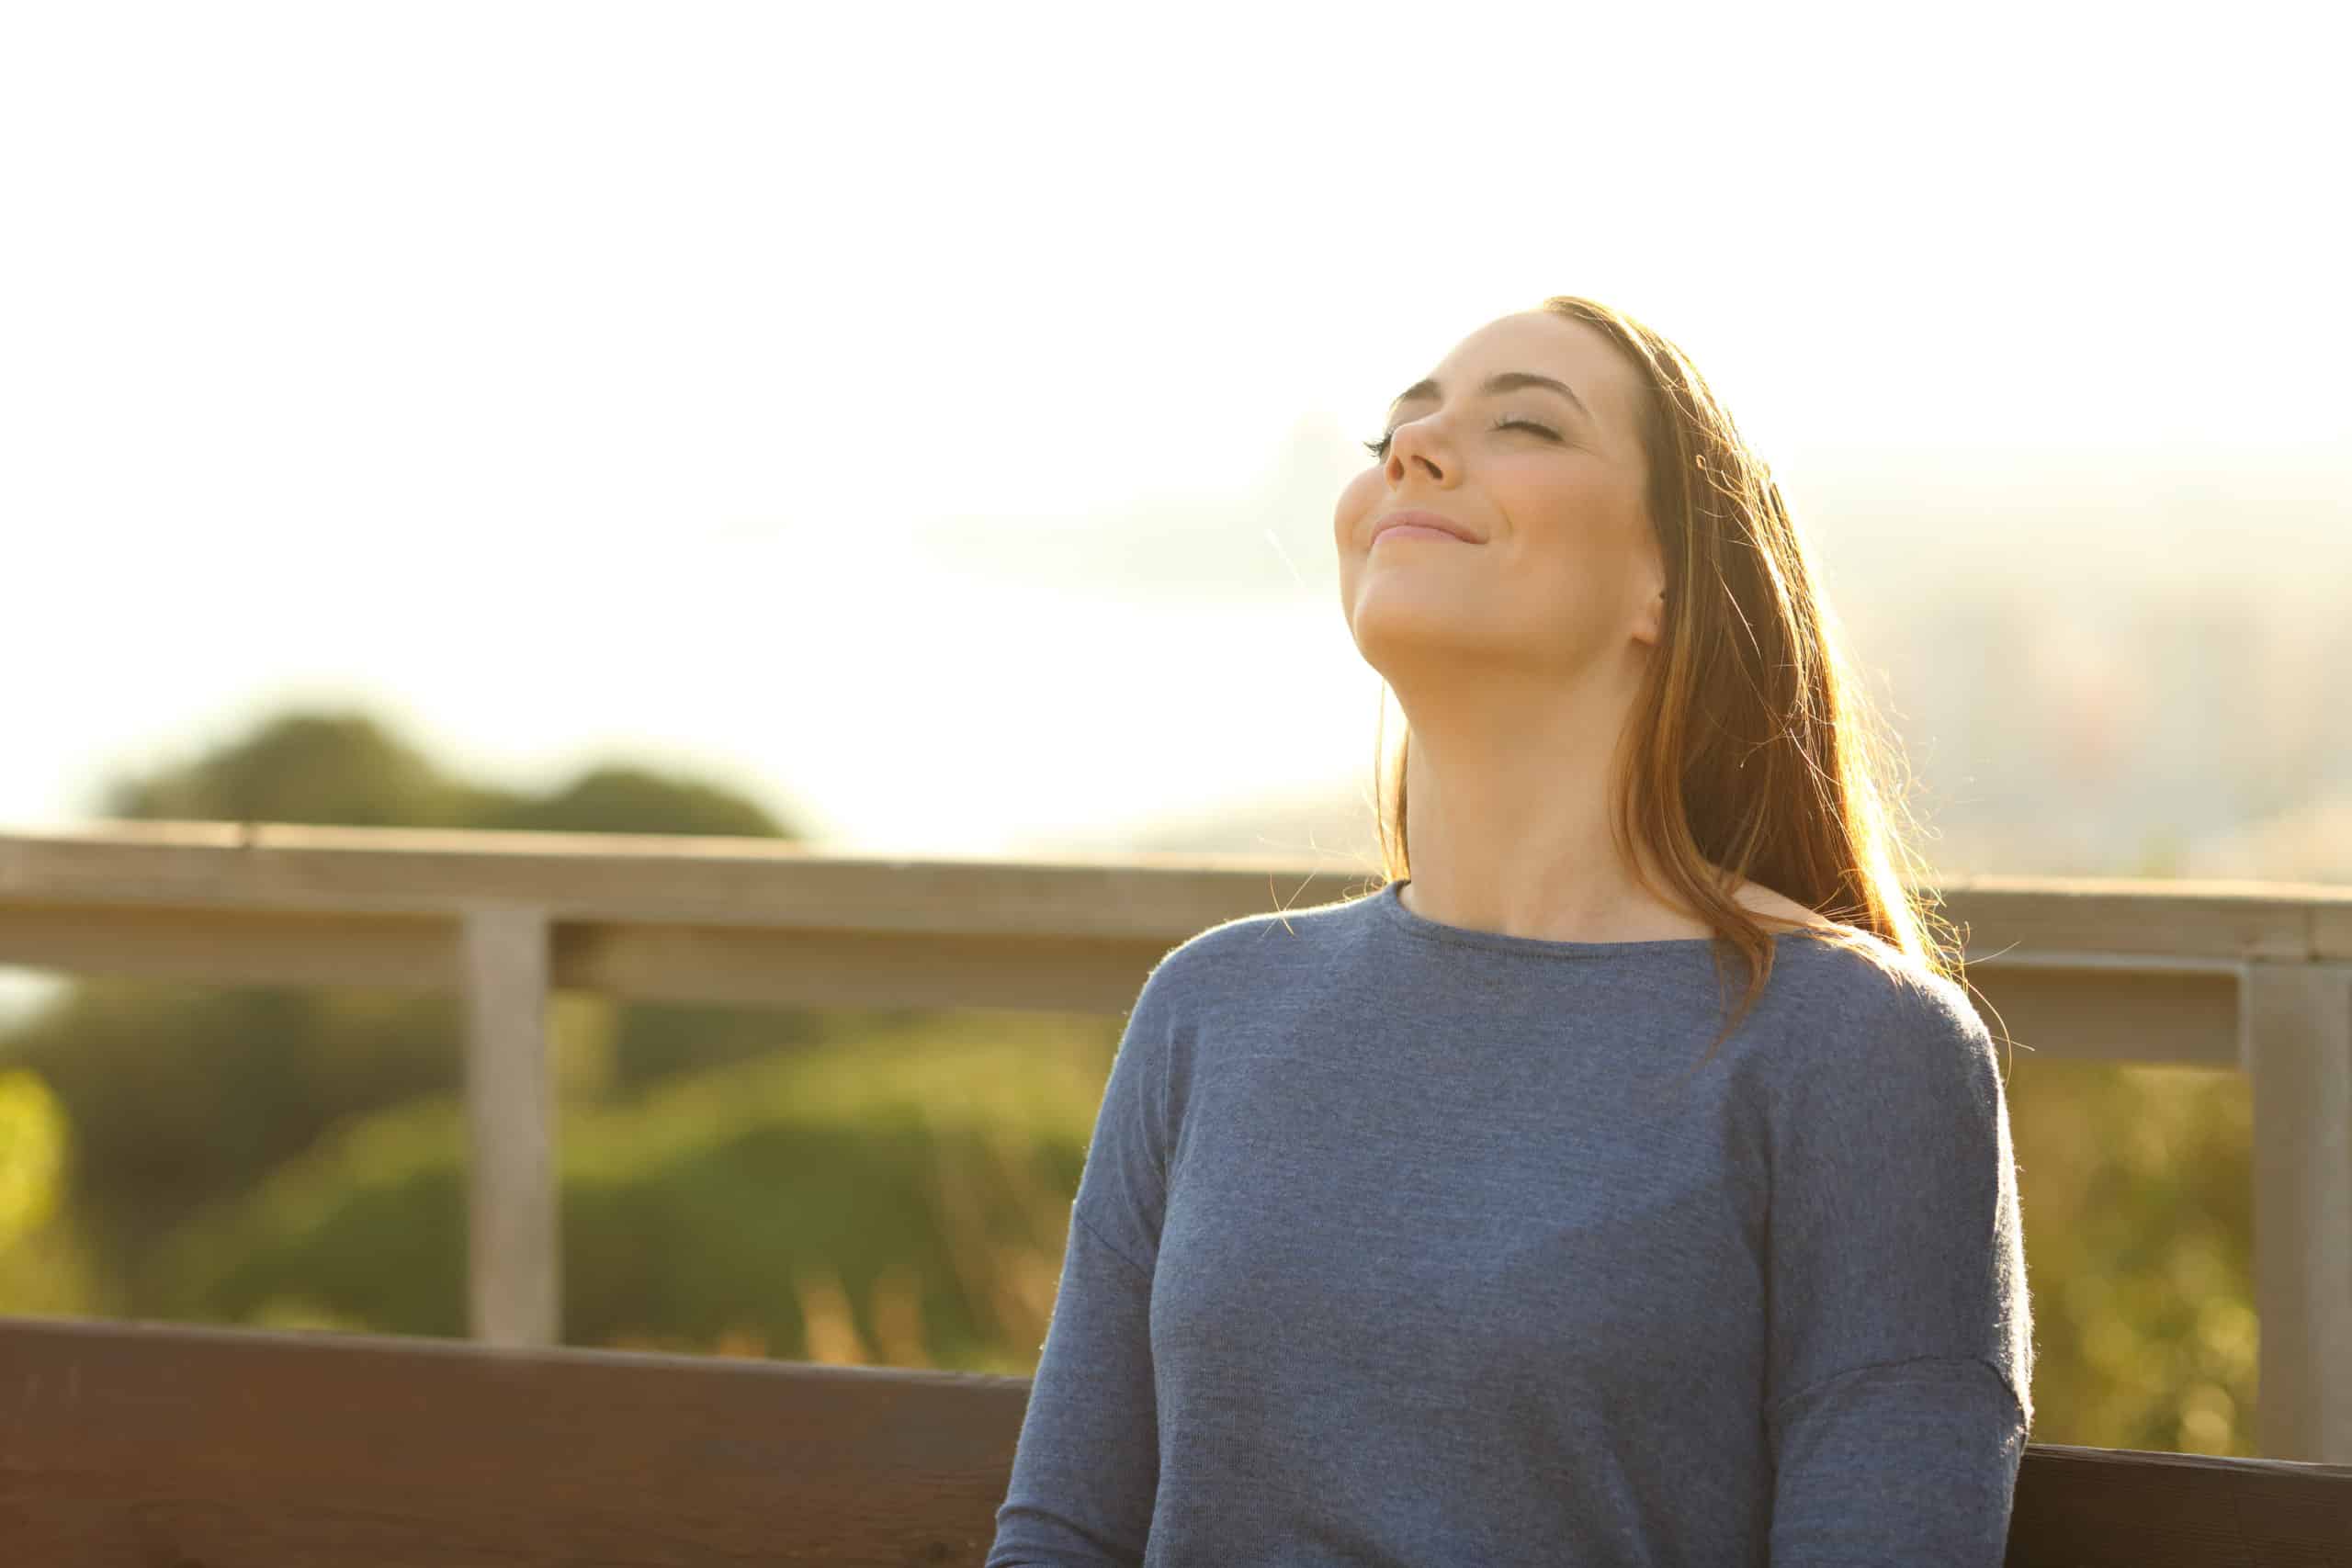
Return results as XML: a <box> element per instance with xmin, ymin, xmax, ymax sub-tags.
<box><xmin>1761</xmin><ymin>970</ymin><xmax>2035</xmax><ymax>1562</ymax></box>
<box><xmin>986</xmin><ymin>1210</ymin><xmax>1159</xmax><ymax>1566</ymax></box>
<box><xmin>1767</xmin><ymin>1355</ymin><xmax>2029</xmax><ymax>1565</ymax></box>
<box><xmin>986</xmin><ymin>958</ymin><xmax>1189</xmax><ymax>1566</ymax></box>
<box><xmin>1763</xmin><ymin>970</ymin><xmax>2034</xmax><ymax>1422</ymax></box>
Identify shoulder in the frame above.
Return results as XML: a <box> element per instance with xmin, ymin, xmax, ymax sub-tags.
<box><xmin>1124</xmin><ymin>885</ymin><xmax>1366</xmax><ymax>1028</ymax></box>
<box><xmin>1747</xmin><ymin>942</ymin><xmax>2007</xmax><ymax>1129</ymax></box>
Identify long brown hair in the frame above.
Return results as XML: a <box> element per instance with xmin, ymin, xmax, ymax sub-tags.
<box><xmin>1371</xmin><ymin>294</ymin><xmax>1973</xmax><ymax>1067</ymax></box>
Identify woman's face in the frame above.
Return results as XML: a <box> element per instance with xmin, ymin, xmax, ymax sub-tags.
<box><xmin>1334</xmin><ymin>310</ymin><xmax>1662</xmax><ymax>686</ymax></box>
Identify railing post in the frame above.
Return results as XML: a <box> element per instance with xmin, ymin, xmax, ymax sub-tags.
<box><xmin>2244</xmin><ymin>959</ymin><xmax>2352</xmax><ymax>1461</ymax></box>
<box><xmin>460</xmin><ymin>903</ymin><xmax>560</xmax><ymax>1348</ymax></box>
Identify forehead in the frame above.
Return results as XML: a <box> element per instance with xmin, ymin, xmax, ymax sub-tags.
<box><xmin>1420</xmin><ymin>310</ymin><xmax>1638</xmax><ymax>426</ymax></box>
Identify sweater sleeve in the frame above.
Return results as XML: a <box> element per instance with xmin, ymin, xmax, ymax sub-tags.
<box><xmin>1762</xmin><ymin>970</ymin><xmax>2036</xmax><ymax>1566</ymax></box>
<box><xmin>985</xmin><ymin>969</ymin><xmax>1176</xmax><ymax>1567</ymax></box>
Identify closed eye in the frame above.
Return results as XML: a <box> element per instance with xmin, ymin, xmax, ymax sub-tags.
<box><xmin>1492</xmin><ymin>416</ymin><xmax>1559</xmax><ymax>441</ymax></box>
<box><xmin>1361</xmin><ymin>412</ymin><xmax>1561</xmax><ymax>462</ymax></box>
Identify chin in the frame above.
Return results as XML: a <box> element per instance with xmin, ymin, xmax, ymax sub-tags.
<box><xmin>1347</xmin><ymin>600</ymin><xmax>1490</xmax><ymax>664</ymax></box>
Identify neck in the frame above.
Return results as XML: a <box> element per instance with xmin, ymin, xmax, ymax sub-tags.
<box><xmin>1392</xmin><ymin>666</ymin><xmax>1717</xmax><ymax>945</ymax></box>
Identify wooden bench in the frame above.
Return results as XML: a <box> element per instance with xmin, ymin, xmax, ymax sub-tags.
<box><xmin>4</xmin><ymin>1314</ymin><xmax>2346</xmax><ymax>1565</ymax></box>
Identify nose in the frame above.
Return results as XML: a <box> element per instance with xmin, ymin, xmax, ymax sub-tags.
<box><xmin>1385</xmin><ymin>414</ymin><xmax>1448</xmax><ymax>480</ymax></box>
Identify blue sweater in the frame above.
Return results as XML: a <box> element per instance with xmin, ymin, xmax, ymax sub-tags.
<box><xmin>987</xmin><ymin>877</ymin><xmax>2035</xmax><ymax>1566</ymax></box>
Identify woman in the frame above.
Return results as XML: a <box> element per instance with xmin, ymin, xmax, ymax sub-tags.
<box><xmin>986</xmin><ymin>297</ymin><xmax>2034</xmax><ymax>1566</ymax></box>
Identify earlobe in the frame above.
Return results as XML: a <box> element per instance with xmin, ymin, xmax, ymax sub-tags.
<box><xmin>1630</xmin><ymin>589</ymin><xmax>1668</xmax><ymax>649</ymax></box>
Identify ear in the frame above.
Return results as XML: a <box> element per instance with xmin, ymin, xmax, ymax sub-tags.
<box><xmin>1632</xmin><ymin>582</ymin><xmax>1668</xmax><ymax>649</ymax></box>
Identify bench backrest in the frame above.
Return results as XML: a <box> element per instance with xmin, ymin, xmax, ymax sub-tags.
<box><xmin>3</xmin><ymin>1314</ymin><xmax>2344</xmax><ymax>1565</ymax></box>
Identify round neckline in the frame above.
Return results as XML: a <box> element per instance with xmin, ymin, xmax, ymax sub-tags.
<box><xmin>1374</xmin><ymin>877</ymin><xmax>1823</xmax><ymax>961</ymax></box>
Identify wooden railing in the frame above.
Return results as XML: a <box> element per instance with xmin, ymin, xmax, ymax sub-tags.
<box><xmin>2</xmin><ymin>1312</ymin><xmax>2346</xmax><ymax>1565</ymax></box>
<box><xmin>1</xmin><ymin>820</ymin><xmax>2347</xmax><ymax>1467</ymax></box>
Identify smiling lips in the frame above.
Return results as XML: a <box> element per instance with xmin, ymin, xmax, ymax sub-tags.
<box><xmin>1371</xmin><ymin>509</ymin><xmax>1480</xmax><ymax>546</ymax></box>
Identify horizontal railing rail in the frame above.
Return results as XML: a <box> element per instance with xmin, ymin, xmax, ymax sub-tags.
<box><xmin>2</xmin><ymin>820</ymin><xmax>2347</xmax><ymax>1460</ymax></box>
<box><xmin>1</xmin><ymin>1313</ymin><xmax>2346</xmax><ymax>1566</ymax></box>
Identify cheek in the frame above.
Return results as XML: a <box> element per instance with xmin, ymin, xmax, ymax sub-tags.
<box><xmin>1504</xmin><ymin>472</ymin><xmax>1647</xmax><ymax>623</ymax></box>
<box><xmin>1512</xmin><ymin>465</ymin><xmax>1642</xmax><ymax>558</ymax></box>
<box><xmin>1333</xmin><ymin>468</ymin><xmax>1385</xmax><ymax>542</ymax></box>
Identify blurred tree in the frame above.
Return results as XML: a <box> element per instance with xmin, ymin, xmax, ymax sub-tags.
<box><xmin>95</xmin><ymin>710</ymin><xmax>463</xmax><ymax>828</ymax></box>
<box><xmin>2001</xmin><ymin>1051</ymin><xmax>2255</xmax><ymax>1455</ymax></box>
<box><xmin>93</xmin><ymin>708</ymin><xmax>804</xmax><ymax>842</ymax></box>
<box><xmin>0</xmin><ymin>1067</ymin><xmax>68</xmax><ymax>1247</ymax></box>
<box><xmin>0</xmin><ymin>705</ymin><xmax>829</xmax><ymax>1310</ymax></box>
<box><xmin>0</xmin><ymin>1066</ymin><xmax>104</xmax><ymax>1317</ymax></box>
<box><xmin>150</xmin><ymin>1011</ymin><xmax>1117</xmax><ymax>1373</ymax></box>
<box><xmin>475</xmin><ymin>761</ymin><xmax>790</xmax><ymax>841</ymax></box>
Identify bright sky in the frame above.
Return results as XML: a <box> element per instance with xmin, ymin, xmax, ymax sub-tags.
<box><xmin>2</xmin><ymin>3</ymin><xmax>2344</xmax><ymax>878</ymax></box>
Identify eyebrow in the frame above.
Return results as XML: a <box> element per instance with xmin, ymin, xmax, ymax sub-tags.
<box><xmin>1387</xmin><ymin>369</ymin><xmax>1593</xmax><ymax>425</ymax></box>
